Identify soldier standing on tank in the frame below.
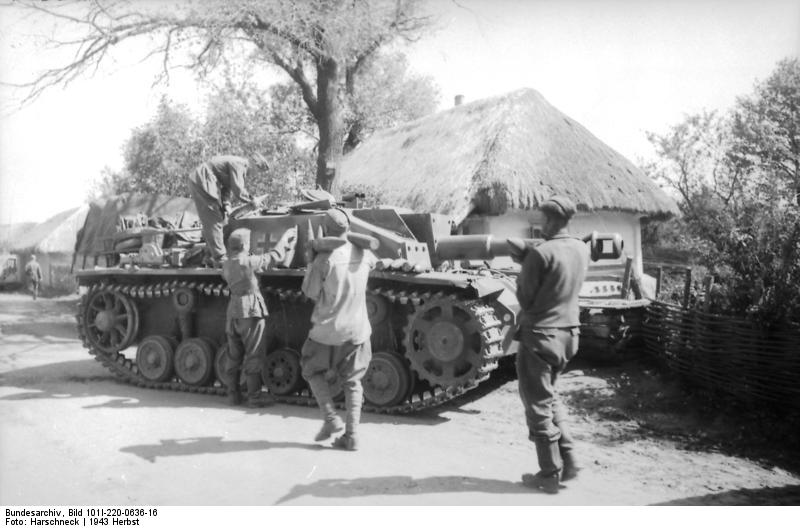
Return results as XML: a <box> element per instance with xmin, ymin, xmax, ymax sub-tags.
<box><xmin>24</xmin><ymin>254</ymin><xmax>43</xmax><ymax>300</ymax></box>
<box><xmin>221</xmin><ymin>226</ymin><xmax>297</xmax><ymax>407</ymax></box>
<box><xmin>300</xmin><ymin>208</ymin><xmax>377</xmax><ymax>451</ymax></box>
<box><xmin>187</xmin><ymin>154</ymin><xmax>267</xmax><ymax>267</ymax></box>
<box><xmin>514</xmin><ymin>195</ymin><xmax>589</xmax><ymax>494</ymax></box>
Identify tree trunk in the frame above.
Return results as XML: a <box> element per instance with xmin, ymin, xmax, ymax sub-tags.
<box><xmin>315</xmin><ymin>57</ymin><xmax>345</xmax><ymax>192</ymax></box>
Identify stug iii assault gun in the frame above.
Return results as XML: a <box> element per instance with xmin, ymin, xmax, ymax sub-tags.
<box><xmin>75</xmin><ymin>194</ymin><xmax>622</xmax><ymax>414</ymax></box>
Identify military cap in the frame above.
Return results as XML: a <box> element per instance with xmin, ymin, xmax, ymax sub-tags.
<box><xmin>323</xmin><ymin>208</ymin><xmax>350</xmax><ymax>236</ymax></box>
<box><xmin>540</xmin><ymin>195</ymin><xmax>577</xmax><ymax>220</ymax></box>
<box><xmin>227</xmin><ymin>228</ymin><xmax>251</xmax><ymax>253</ymax></box>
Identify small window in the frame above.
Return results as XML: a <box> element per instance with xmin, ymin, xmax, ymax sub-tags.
<box><xmin>529</xmin><ymin>226</ymin><xmax>543</xmax><ymax>239</ymax></box>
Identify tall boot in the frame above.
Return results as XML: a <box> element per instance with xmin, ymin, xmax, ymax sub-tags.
<box><xmin>522</xmin><ymin>438</ymin><xmax>562</xmax><ymax>494</ymax></box>
<box><xmin>333</xmin><ymin>381</ymin><xmax>362</xmax><ymax>451</ymax></box>
<box><xmin>226</xmin><ymin>369</ymin><xmax>242</xmax><ymax>406</ymax></box>
<box><xmin>245</xmin><ymin>373</ymin><xmax>274</xmax><ymax>407</ymax></box>
<box><xmin>307</xmin><ymin>375</ymin><xmax>344</xmax><ymax>440</ymax></box>
<box><xmin>560</xmin><ymin>449</ymin><xmax>580</xmax><ymax>482</ymax></box>
<box><xmin>315</xmin><ymin>401</ymin><xmax>344</xmax><ymax>442</ymax></box>
<box><xmin>553</xmin><ymin>402</ymin><xmax>579</xmax><ymax>481</ymax></box>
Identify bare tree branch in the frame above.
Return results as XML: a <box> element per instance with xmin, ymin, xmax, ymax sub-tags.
<box><xmin>5</xmin><ymin>0</ymin><xmax>435</xmax><ymax>189</ymax></box>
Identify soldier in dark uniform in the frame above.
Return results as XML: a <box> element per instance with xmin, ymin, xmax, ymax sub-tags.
<box><xmin>515</xmin><ymin>195</ymin><xmax>589</xmax><ymax>494</ymax></box>
<box><xmin>221</xmin><ymin>226</ymin><xmax>297</xmax><ymax>407</ymax></box>
<box><xmin>187</xmin><ymin>155</ymin><xmax>266</xmax><ymax>266</ymax></box>
<box><xmin>24</xmin><ymin>254</ymin><xmax>43</xmax><ymax>300</ymax></box>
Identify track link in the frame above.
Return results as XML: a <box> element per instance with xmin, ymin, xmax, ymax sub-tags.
<box><xmin>76</xmin><ymin>278</ymin><xmax>506</xmax><ymax>414</ymax></box>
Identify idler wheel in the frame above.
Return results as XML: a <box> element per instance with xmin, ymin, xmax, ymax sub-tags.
<box><xmin>363</xmin><ymin>351</ymin><xmax>413</xmax><ymax>407</ymax></box>
<box><xmin>263</xmin><ymin>348</ymin><xmax>304</xmax><ymax>396</ymax></box>
<box><xmin>404</xmin><ymin>297</ymin><xmax>485</xmax><ymax>387</ymax></box>
<box><xmin>83</xmin><ymin>288</ymin><xmax>139</xmax><ymax>353</ymax></box>
<box><xmin>136</xmin><ymin>335</ymin><xmax>176</xmax><ymax>382</ymax></box>
<box><xmin>174</xmin><ymin>337</ymin><xmax>216</xmax><ymax>386</ymax></box>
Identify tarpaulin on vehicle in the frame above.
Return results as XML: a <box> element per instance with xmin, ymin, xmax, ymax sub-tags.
<box><xmin>74</xmin><ymin>193</ymin><xmax>199</xmax><ymax>258</ymax></box>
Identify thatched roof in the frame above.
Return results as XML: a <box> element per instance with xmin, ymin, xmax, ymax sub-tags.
<box><xmin>337</xmin><ymin>88</ymin><xmax>679</xmax><ymax>223</ymax></box>
<box><xmin>0</xmin><ymin>222</ymin><xmax>36</xmax><ymax>251</ymax></box>
<box><xmin>2</xmin><ymin>207</ymin><xmax>88</xmax><ymax>253</ymax></box>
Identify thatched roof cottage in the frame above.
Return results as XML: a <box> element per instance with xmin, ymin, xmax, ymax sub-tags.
<box><xmin>337</xmin><ymin>88</ymin><xmax>678</xmax><ymax>295</ymax></box>
<box><xmin>3</xmin><ymin>206</ymin><xmax>90</xmax><ymax>294</ymax></box>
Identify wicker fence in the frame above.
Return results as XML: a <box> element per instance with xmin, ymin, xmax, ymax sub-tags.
<box><xmin>643</xmin><ymin>301</ymin><xmax>800</xmax><ymax>409</ymax></box>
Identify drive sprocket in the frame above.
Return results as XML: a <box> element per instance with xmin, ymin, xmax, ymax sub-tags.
<box><xmin>403</xmin><ymin>294</ymin><xmax>502</xmax><ymax>388</ymax></box>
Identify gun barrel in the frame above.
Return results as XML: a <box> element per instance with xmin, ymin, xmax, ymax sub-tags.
<box><xmin>435</xmin><ymin>232</ymin><xmax>624</xmax><ymax>262</ymax></box>
<box><xmin>435</xmin><ymin>235</ymin><xmax>518</xmax><ymax>260</ymax></box>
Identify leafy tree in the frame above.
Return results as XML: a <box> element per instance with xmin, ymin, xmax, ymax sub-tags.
<box><xmin>91</xmin><ymin>89</ymin><xmax>313</xmax><ymax>204</ymax></box>
<box><xmin>644</xmin><ymin>57</ymin><xmax>800</xmax><ymax>325</ymax></box>
<box><xmin>730</xmin><ymin>58</ymin><xmax>800</xmax><ymax>205</ymax></box>
<box><xmin>344</xmin><ymin>50</ymin><xmax>439</xmax><ymax>152</ymax></box>
<box><xmin>645</xmin><ymin>110</ymin><xmax>745</xmax><ymax>218</ymax></box>
<box><xmin>119</xmin><ymin>97</ymin><xmax>203</xmax><ymax>196</ymax></box>
<box><xmin>199</xmin><ymin>67</ymin><xmax>314</xmax><ymax>203</ymax></box>
<box><xmin>92</xmin><ymin>48</ymin><xmax>438</xmax><ymax>203</ymax></box>
<box><xmin>10</xmin><ymin>0</ymin><xmax>434</xmax><ymax>192</ymax></box>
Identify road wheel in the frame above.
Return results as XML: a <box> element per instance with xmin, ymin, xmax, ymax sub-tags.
<box><xmin>263</xmin><ymin>348</ymin><xmax>304</xmax><ymax>396</ymax></box>
<box><xmin>174</xmin><ymin>337</ymin><xmax>216</xmax><ymax>386</ymax></box>
<box><xmin>363</xmin><ymin>351</ymin><xmax>413</xmax><ymax>407</ymax></box>
<box><xmin>136</xmin><ymin>335</ymin><xmax>176</xmax><ymax>382</ymax></box>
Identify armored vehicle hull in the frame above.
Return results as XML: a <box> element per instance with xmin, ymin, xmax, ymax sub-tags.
<box><xmin>75</xmin><ymin>205</ymin><xmax>524</xmax><ymax>414</ymax></box>
<box><xmin>75</xmin><ymin>201</ymin><xmax>620</xmax><ymax>413</ymax></box>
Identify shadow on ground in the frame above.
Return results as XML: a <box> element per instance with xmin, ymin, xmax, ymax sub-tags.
<box><xmin>0</xmin><ymin>294</ymin><xmax>79</xmax><ymax>322</ymax></box>
<box><xmin>653</xmin><ymin>484</ymin><xmax>800</xmax><ymax>505</ymax></box>
<box><xmin>120</xmin><ymin>436</ymin><xmax>324</xmax><ymax>463</ymax></box>
<box><xmin>433</xmin><ymin>356</ymin><xmax>518</xmax><ymax>416</ymax></box>
<box><xmin>275</xmin><ymin>474</ymin><xmax>529</xmax><ymax>504</ymax></box>
<box><xmin>1</xmin><ymin>321</ymin><xmax>78</xmax><ymax>341</ymax></box>
<box><xmin>0</xmin><ymin>359</ymin><xmax>447</xmax><ymax>427</ymax></box>
<box><xmin>560</xmin><ymin>355</ymin><xmax>800</xmax><ymax>475</ymax></box>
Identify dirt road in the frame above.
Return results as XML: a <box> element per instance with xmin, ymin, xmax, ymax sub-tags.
<box><xmin>1</xmin><ymin>292</ymin><xmax>798</xmax><ymax>506</ymax></box>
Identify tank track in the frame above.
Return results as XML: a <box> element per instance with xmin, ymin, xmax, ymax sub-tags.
<box><xmin>75</xmin><ymin>278</ymin><xmax>505</xmax><ymax>414</ymax></box>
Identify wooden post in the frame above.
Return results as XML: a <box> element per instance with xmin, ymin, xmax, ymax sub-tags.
<box><xmin>655</xmin><ymin>266</ymin><xmax>663</xmax><ymax>298</ymax></box>
<box><xmin>682</xmin><ymin>267</ymin><xmax>693</xmax><ymax>308</ymax></box>
<box><xmin>620</xmin><ymin>256</ymin><xmax>633</xmax><ymax>299</ymax></box>
<box><xmin>631</xmin><ymin>272</ymin><xmax>644</xmax><ymax>300</ymax></box>
<box><xmin>703</xmin><ymin>275</ymin><xmax>715</xmax><ymax>312</ymax></box>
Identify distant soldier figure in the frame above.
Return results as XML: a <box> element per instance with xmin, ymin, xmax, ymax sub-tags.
<box><xmin>24</xmin><ymin>254</ymin><xmax>43</xmax><ymax>300</ymax></box>
<box><xmin>514</xmin><ymin>195</ymin><xmax>589</xmax><ymax>494</ymax></box>
<box><xmin>221</xmin><ymin>226</ymin><xmax>297</xmax><ymax>407</ymax></box>
<box><xmin>187</xmin><ymin>155</ymin><xmax>267</xmax><ymax>266</ymax></box>
<box><xmin>300</xmin><ymin>209</ymin><xmax>377</xmax><ymax>451</ymax></box>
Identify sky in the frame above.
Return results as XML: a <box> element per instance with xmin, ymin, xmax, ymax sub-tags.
<box><xmin>0</xmin><ymin>0</ymin><xmax>798</xmax><ymax>225</ymax></box>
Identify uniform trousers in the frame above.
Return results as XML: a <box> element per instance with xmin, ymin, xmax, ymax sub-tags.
<box><xmin>224</xmin><ymin>317</ymin><xmax>267</xmax><ymax>384</ymax></box>
<box><xmin>30</xmin><ymin>280</ymin><xmax>40</xmax><ymax>300</ymax></box>
<box><xmin>516</xmin><ymin>327</ymin><xmax>579</xmax><ymax>475</ymax></box>
<box><xmin>300</xmin><ymin>338</ymin><xmax>372</xmax><ymax>435</ymax></box>
<box><xmin>187</xmin><ymin>177</ymin><xmax>226</xmax><ymax>260</ymax></box>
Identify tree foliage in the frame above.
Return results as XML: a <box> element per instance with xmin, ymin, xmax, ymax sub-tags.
<box><xmin>119</xmin><ymin>97</ymin><xmax>203</xmax><ymax>196</ymax></box>
<box><xmin>645</xmin><ymin>58</ymin><xmax>800</xmax><ymax>326</ymax></box>
<box><xmin>10</xmin><ymin>0</ymin><xmax>435</xmax><ymax>191</ymax></box>
<box><xmin>731</xmin><ymin>58</ymin><xmax>800</xmax><ymax>206</ymax></box>
<box><xmin>89</xmin><ymin>44</ymin><xmax>438</xmax><ymax>205</ymax></box>
<box><xmin>344</xmin><ymin>50</ymin><xmax>439</xmax><ymax>152</ymax></box>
